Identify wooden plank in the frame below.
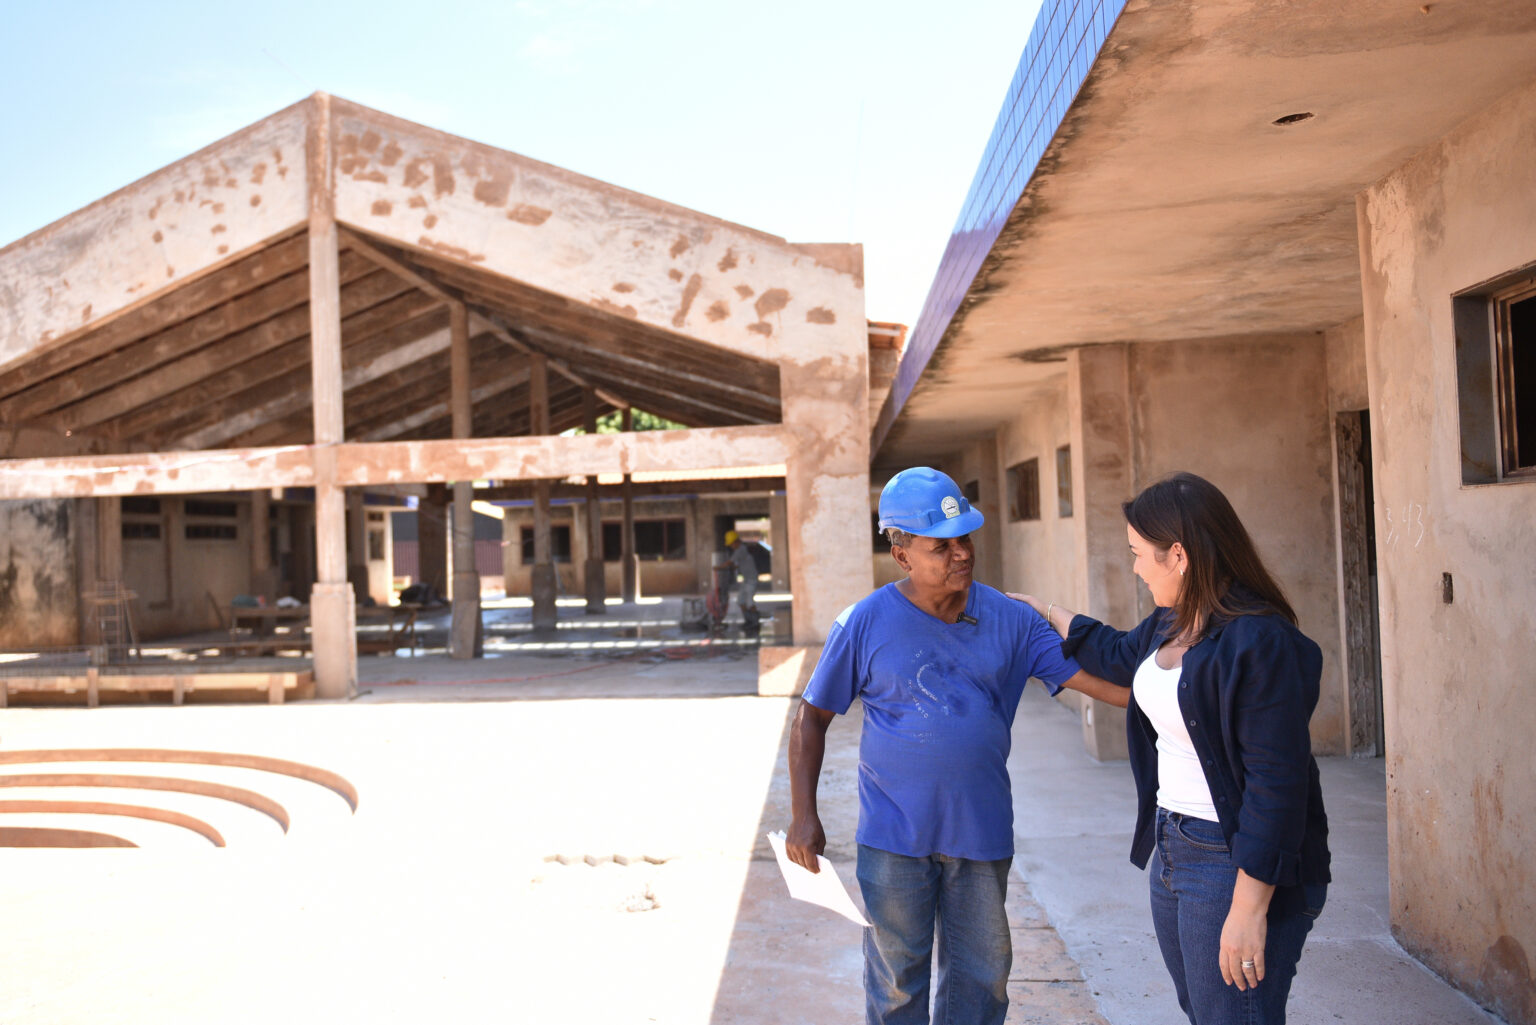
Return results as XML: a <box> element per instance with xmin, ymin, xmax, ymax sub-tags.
<box><xmin>333</xmin><ymin>231</ymin><xmax>606</xmax><ymax>399</ymax></box>
<box><xmin>221</xmin><ymin>330</ymin><xmax>505</xmax><ymax>447</ymax></box>
<box><xmin>165</xmin><ymin>305</ymin><xmax>454</xmax><ymax>449</ymax></box>
<box><xmin>34</xmin><ymin>253</ymin><xmax>378</xmax><ymax>431</ymax></box>
<box><xmin>135</xmin><ymin>290</ymin><xmax>445</xmax><ymax>447</ymax></box>
<box><xmin>102</xmin><ymin>273</ymin><xmax>424</xmax><ymax>443</ymax></box>
<box><xmin>351</xmin><ymin>338</ymin><xmax>523</xmax><ymax>442</ymax></box>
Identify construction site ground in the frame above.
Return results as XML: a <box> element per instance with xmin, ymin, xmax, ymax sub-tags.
<box><xmin>0</xmin><ymin>596</ymin><xmax>1504</xmax><ymax>1024</ymax></box>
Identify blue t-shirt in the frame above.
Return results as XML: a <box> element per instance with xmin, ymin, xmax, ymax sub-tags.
<box><xmin>803</xmin><ymin>582</ymin><xmax>1080</xmax><ymax>861</ymax></box>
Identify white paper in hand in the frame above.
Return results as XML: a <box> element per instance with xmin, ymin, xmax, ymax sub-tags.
<box><xmin>766</xmin><ymin>830</ymin><xmax>870</xmax><ymax>927</ymax></box>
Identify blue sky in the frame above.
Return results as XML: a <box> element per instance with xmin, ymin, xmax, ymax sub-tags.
<box><xmin>0</xmin><ymin>0</ymin><xmax>1044</xmax><ymax>328</ymax></box>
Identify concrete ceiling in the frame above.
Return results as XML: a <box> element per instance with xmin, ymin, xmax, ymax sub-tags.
<box><xmin>878</xmin><ymin>0</ymin><xmax>1536</xmax><ymax>465</ymax></box>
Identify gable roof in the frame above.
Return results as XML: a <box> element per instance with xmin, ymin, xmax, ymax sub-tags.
<box><xmin>0</xmin><ymin>95</ymin><xmax>863</xmax><ymax>459</ymax></box>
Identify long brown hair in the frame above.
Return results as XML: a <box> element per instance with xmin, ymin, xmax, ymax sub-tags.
<box><xmin>1123</xmin><ymin>472</ymin><xmax>1295</xmax><ymax>642</ymax></box>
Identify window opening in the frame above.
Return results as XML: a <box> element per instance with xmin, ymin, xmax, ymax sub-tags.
<box><xmin>1056</xmin><ymin>445</ymin><xmax>1073</xmax><ymax>517</ymax></box>
<box><xmin>521</xmin><ymin>525</ymin><xmax>572</xmax><ymax>564</ymax></box>
<box><xmin>1007</xmin><ymin>459</ymin><xmax>1041</xmax><ymax>521</ymax></box>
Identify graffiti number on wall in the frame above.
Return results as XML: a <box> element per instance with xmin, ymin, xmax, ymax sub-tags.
<box><xmin>1383</xmin><ymin>502</ymin><xmax>1428</xmax><ymax>549</ymax></box>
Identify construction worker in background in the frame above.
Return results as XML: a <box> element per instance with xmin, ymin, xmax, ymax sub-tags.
<box><xmin>785</xmin><ymin>466</ymin><xmax>1121</xmax><ymax>1025</ymax></box>
<box><xmin>724</xmin><ymin>530</ymin><xmax>762</xmax><ymax>635</ymax></box>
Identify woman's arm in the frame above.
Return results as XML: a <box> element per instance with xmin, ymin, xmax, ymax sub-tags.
<box><xmin>1007</xmin><ymin>593</ymin><xmax>1076</xmax><ymax>638</ymax></box>
<box><xmin>1225</xmin><ymin>625</ymin><xmax>1320</xmax><ymax>889</ymax></box>
<box><xmin>1059</xmin><ymin>668</ymin><xmax>1130</xmax><ymax>708</ymax></box>
<box><xmin>1221</xmin><ymin>869</ymin><xmax>1277</xmax><ymax>990</ymax></box>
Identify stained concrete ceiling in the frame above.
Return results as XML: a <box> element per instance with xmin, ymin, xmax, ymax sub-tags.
<box><xmin>877</xmin><ymin>0</ymin><xmax>1536</xmax><ymax>465</ymax></box>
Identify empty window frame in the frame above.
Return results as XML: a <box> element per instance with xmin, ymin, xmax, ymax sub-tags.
<box><xmin>601</xmin><ymin>519</ymin><xmax>688</xmax><ymax>561</ymax></box>
<box><xmin>184</xmin><ymin>497</ymin><xmax>239</xmax><ymax>541</ymax></box>
<box><xmin>634</xmin><ymin>519</ymin><xmax>687</xmax><ymax>561</ymax></box>
<box><xmin>184</xmin><ymin>499</ymin><xmax>238</xmax><ymax>518</ymax></box>
<box><xmin>520</xmin><ymin>525</ymin><xmax>573</xmax><ymax>564</ymax></box>
<box><xmin>1007</xmin><ymin>458</ymin><xmax>1041</xmax><ymax>521</ymax></box>
<box><xmin>1454</xmin><ymin>270</ymin><xmax>1536</xmax><ymax>482</ymax></box>
<box><xmin>1056</xmin><ymin>445</ymin><xmax>1073</xmax><ymax>517</ymax></box>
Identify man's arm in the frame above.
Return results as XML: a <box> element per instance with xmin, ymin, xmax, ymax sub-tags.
<box><xmin>786</xmin><ymin>699</ymin><xmax>837</xmax><ymax>873</ymax></box>
<box><xmin>1060</xmin><ymin>668</ymin><xmax>1131</xmax><ymax>709</ymax></box>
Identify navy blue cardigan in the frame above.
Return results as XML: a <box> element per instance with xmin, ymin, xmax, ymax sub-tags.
<box><xmin>1062</xmin><ymin>606</ymin><xmax>1331</xmax><ymax>915</ymax></box>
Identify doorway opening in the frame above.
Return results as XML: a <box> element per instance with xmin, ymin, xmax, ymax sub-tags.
<box><xmin>1335</xmin><ymin>409</ymin><xmax>1385</xmax><ymax>756</ymax></box>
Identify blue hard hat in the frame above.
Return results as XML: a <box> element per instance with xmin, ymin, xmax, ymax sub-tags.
<box><xmin>877</xmin><ymin>467</ymin><xmax>985</xmax><ymax>538</ymax></box>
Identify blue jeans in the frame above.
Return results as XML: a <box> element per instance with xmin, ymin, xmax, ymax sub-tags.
<box><xmin>855</xmin><ymin>844</ymin><xmax>1012</xmax><ymax>1025</ymax></box>
<box><xmin>1150</xmin><ymin>809</ymin><xmax>1326</xmax><ymax>1025</ymax></box>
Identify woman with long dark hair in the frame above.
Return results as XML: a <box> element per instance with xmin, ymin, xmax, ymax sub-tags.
<box><xmin>1014</xmin><ymin>471</ymin><xmax>1329</xmax><ymax>1025</ymax></box>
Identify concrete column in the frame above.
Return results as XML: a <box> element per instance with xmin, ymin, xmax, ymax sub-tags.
<box><xmin>74</xmin><ymin>499</ymin><xmax>100</xmax><ymax>645</ymax></box>
<box><xmin>974</xmin><ymin>433</ymin><xmax>1005</xmax><ymax>586</ymax></box>
<box><xmin>97</xmin><ymin>496</ymin><xmax>122</xmax><ymax>586</ymax></box>
<box><xmin>779</xmin><ymin>340</ymin><xmax>872</xmax><ymax>646</ymax></box>
<box><xmin>582</xmin><ymin>389</ymin><xmax>606</xmax><ymax>614</ymax></box>
<box><xmin>306</xmin><ymin>93</ymin><xmax>356</xmax><ymax>699</ymax></box>
<box><xmin>620</xmin><ymin>407</ymin><xmax>638</xmax><ymax>603</ymax></box>
<box><xmin>250</xmin><ymin>489</ymin><xmax>275</xmax><ymax>600</ymax></box>
<box><xmin>346</xmin><ymin>489</ymin><xmax>369</xmax><ymax>601</ymax></box>
<box><xmin>417</xmin><ymin>483</ymin><xmax>449</xmax><ymax>597</ymax></box>
<box><xmin>1067</xmin><ymin>343</ymin><xmax>1138</xmax><ymax>760</ymax></box>
<box><xmin>448</xmin><ymin>301</ymin><xmax>483</xmax><ymax>658</ymax></box>
<box><xmin>529</xmin><ymin>354</ymin><xmax>558</xmax><ymax>630</ymax></box>
<box><xmin>769</xmin><ymin>491</ymin><xmax>789</xmax><ymax>592</ymax></box>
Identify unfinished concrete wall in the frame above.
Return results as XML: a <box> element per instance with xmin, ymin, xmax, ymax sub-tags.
<box><xmin>0</xmin><ymin>500</ymin><xmax>77</xmax><ymax>648</ymax></box>
<box><xmin>1326</xmin><ymin>316</ymin><xmax>1369</xmax><ymax>412</ymax></box>
<box><xmin>498</xmin><ymin>495</ymin><xmax>776</xmax><ymax>599</ymax></box>
<box><xmin>123</xmin><ymin>497</ymin><xmax>253</xmax><ymax>639</ymax></box>
<box><xmin>1358</xmin><ymin>75</ymin><xmax>1536</xmax><ymax>1025</ymax></box>
<box><xmin>1128</xmin><ymin>333</ymin><xmax>1344</xmax><ymax>753</ymax></box>
<box><xmin>949</xmin><ymin>435</ymin><xmax>1005</xmax><ymax>588</ymax></box>
<box><xmin>997</xmin><ymin>384</ymin><xmax>1076</xmax><ymax>608</ymax></box>
<box><xmin>0</xmin><ymin>105</ymin><xmax>309</xmax><ymax>373</ymax></box>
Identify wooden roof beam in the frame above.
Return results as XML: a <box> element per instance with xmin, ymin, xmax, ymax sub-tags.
<box><xmin>39</xmin><ymin>258</ymin><xmax>393</xmax><ymax>432</ymax></box>
<box><xmin>174</xmin><ymin>312</ymin><xmax>477</xmax><ymax>450</ymax></box>
<box><xmin>130</xmin><ymin>294</ymin><xmax>448</xmax><ymax>447</ymax></box>
<box><xmin>0</xmin><ymin>229</ymin><xmax>309</xmax><ymax>397</ymax></box>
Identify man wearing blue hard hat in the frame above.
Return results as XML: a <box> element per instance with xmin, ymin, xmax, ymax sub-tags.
<box><xmin>786</xmin><ymin>466</ymin><xmax>1116</xmax><ymax>1025</ymax></box>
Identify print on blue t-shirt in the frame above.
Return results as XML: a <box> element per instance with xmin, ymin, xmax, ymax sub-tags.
<box><xmin>803</xmin><ymin>582</ymin><xmax>1079</xmax><ymax>862</ymax></box>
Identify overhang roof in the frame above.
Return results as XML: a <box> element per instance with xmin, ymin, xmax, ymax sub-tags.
<box><xmin>0</xmin><ymin>96</ymin><xmax>862</xmax><ymax>463</ymax></box>
<box><xmin>875</xmin><ymin>0</ymin><xmax>1536</xmax><ymax>465</ymax></box>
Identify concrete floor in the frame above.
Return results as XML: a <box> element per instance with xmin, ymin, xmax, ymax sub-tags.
<box><xmin>1008</xmin><ymin>685</ymin><xmax>1508</xmax><ymax>1025</ymax></box>
<box><xmin>0</xmin><ymin>613</ymin><xmax>1508</xmax><ymax>1024</ymax></box>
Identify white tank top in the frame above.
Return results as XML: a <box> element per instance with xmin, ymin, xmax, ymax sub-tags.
<box><xmin>1131</xmin><ymin>649</ymin><xmax>1219</xmax><ymax>822</ymax></box>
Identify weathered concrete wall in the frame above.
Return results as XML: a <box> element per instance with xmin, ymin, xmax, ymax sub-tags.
<box><xmin>123</xmin><ymin>497</ymin><xmax>253</xmax><ymax>639</ymax></box>
<box><xmin>328</xmin><ymin>100</ymin><xmax>864</xmax><ymax>368</ymax></box>
<box><xmin>498</xmin><ymin>496</ymin><xmax>775</xmax><ymax>598</ymax></box>
<box><xmin>0</xmin><ymin>500</ymin><xmax>77</xmax><ymax>647</ymax></box>
<box><xmin>1358</xmin><ymin>75</ymin><xmax>1536</xmax><ymax>1025</ymax></box>
<box><xmin>950</xmin><ymin>434</ymin><xmax>1005</xmax><ymax>588</ymax></box>
<box><xmin>0</xmin><ymin>103</ymin><xmax>308</xmax><ymax>372</ymax></box>
<box><xmin>996</xmin><ymin>384</ymin><xmax>1076</xmax><ymax>607</ymax></box>
<box><xmin>1128</xmin><ymin>333</ymin><xmax>1345</xmax><ymax>753</ymax></box>
<box><xmin>1325</xmin><ymin>316</ymin><xmax>1369</xmax><ymax>413</ymax></box>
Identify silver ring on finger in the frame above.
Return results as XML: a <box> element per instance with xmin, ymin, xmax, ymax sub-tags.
<box><xmin>1241</xmin><ymin>960</ymin><xmax>1256</xmax><ymax>969</ymax></box>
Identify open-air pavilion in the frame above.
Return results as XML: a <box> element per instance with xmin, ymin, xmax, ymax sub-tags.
<box><xmin>0</xmin><ymin>93</ymin><xmax>872</xmax><ymax>698</ymax></box>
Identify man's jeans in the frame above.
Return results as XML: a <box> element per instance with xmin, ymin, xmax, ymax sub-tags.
<box><xmin>1149</xmin><ymin>809</ymin><xmax>1326</xmax><ymax>1025</ymax></box>
<box><xmin>855</xmin><ymin>844</ymin><xmax>1012</xmax><ymax>1025</ymax></box>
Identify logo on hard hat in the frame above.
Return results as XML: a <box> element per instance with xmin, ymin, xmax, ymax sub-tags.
<box><xmin>942</xmin><ymin>496</ymin><xmax>960</xmax><ymax>519</ymax></box>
